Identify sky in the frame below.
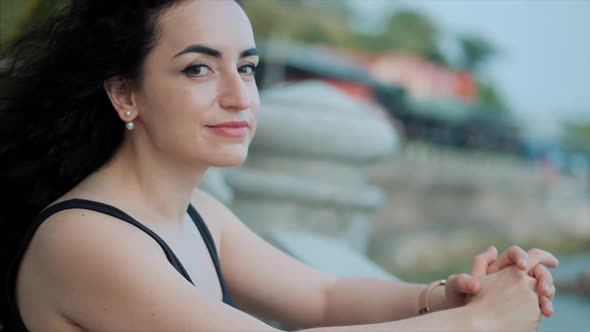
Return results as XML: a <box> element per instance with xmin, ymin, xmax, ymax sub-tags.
<box><xmin>348</xmin><ymin>0</ymin><xmax>590</xmax><ymax>139</ymax></box>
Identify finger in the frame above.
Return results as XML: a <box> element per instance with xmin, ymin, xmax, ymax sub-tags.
<box><xmin>527</xmin><ymin>248</ymin><xmax>560</xmax><ymax>270</ymax></box>
<box><xmin>471</xmin><ymin>246</ymin><xmax>498</xmax><ymax>278</ymax></box>
<box><xmin>487</xmin><ymin>245</ymin><xmax>529</xmax><ymax>274</ymax></box>
<box><xmin>540</xmin><ymin>296</ymin><xmax>553</xmax><ymax>317</ymax></box>
<box><xmin>529</xmin><ymin>264</ymin><xmax>554</xmax><ymax>297</ymax></box>
<box><xmin>547</xmin><ymin>283</ymin><xmax>556</xmax><ymax>301</ymax></box>
<box><xmin>450</xmin><ymin>273</ymin><xmax>480</xmax><ymax>294</ymax></box>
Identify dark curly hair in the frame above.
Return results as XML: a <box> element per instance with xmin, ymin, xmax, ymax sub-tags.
<box><xmin>0</xmin><ymin>0</ymin><xmax>242</xmax><ymax>329</ymax></box>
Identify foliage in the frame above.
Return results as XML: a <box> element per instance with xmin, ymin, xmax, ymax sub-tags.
<box><xmin>568</xmin><ymin>122</ymin><xmax>590</xmax><ymax>137</ymax></box>
<box><xmin>243</xmin><ymin>0</ymin><xmax>352</xmax><ymax>46</ymax></box>
<box><xmin>477</xmin><ymin>80</ymin><xmax>510</xmax><ymax>114</ymax></box>
<box><xmin>561</xmin><ymin>120</ymin><xmax>590</xmax><ymax>156</ymax></box>
<box><xmin>0</xmin><ymin>0</ymin><xmax>66</xmax><ymax>52</ymax></box>
<box><xmin>380</xmin><ymin>10</ymin><xmax>446</xmax><ymax>65</ymax></box>
<box><xmin>458</xmin><ymin>34</ymin><xmax>497</xmax><ymax>74</ymax></box>
<box><xmin>245</xmin><ymin>2</ymin><xmax>446</xmax><ymax>63</ymax></box>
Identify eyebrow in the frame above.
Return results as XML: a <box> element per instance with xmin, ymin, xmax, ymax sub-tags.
<box><xmin>173</xmin><ymin>44</ymin><xmax>258</xmax><ymax>59</ymax></box>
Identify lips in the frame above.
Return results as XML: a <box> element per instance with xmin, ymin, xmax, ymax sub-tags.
<box><xmin>206</xmin><ymin>121</ymin><xmax>250</xmax><ymax>138</ymax></box>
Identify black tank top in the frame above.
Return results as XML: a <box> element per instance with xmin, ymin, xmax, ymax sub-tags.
<box><xmin>7</xmin><ymin>199</ymin><xmax>233</xmax><ymax>331</ymax></box>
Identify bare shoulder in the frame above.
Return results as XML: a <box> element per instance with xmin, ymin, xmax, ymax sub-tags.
<box><xmin>17</xmin><ymin>208</ymin><xmax>164</xmax><ymax>329</ymax></box>
<box><xmin>25</xmin><ymin>207</ymin><xmax>164</xmax><ymax>280</ymax></box>
<box><xmin>31</xmin><ymin>206</ymin><xmax>159</xmax><ymax>253</ymax></box>
<box><xmin>18</xmin><ymin>206</ymin><xmax>276</xmax><ymax>331</ymax></box>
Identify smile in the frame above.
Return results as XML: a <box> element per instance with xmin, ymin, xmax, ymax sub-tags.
<box><xmin>206</xmin><ymin>121</ymin><xmax>250</xmax><ymax>138</ymax></box>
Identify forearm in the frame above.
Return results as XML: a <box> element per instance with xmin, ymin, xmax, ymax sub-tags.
<box><xmin>299</xmin><ymin>305</ymin><xmax>478</xmax><ymax>332</ymax></box>
<box><xmin>320</xmin><ymin>277</ymin><xmax>428</xmax><ymax>326</ymax></box>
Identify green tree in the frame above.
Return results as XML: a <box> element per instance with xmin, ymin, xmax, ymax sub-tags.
<box><xmin>243</xmin><ymin>0</ymin><xmax>352</xmax><ymax>45</ymax></box>
<box><xmin>380</xmin><ymin>10</ymin><xmax>446</xmax><ymax>64</ymax></box>
<box><xmin>476</xmin><ymin>80</ymin><xmax>510</xmax><ymax>114</ymax></box>
<box><xmin>458</xmin><ymin>34</ymin><xmax>497</xmax><ymax>74</ymax></box>
<box><xmin>562</xmin><ymin>120</ymin><xmax>590</xmax><ymax>157</ymax></box>
<box><xmin>244</xmin><ymin>2</ymin><xmax>445</xmax><ymax>63</ymax></box>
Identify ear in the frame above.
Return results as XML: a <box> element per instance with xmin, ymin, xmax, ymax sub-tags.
<box><xmin>104</xmin><ymin>77</ymin><xmax>138</xmax><ymax>122</ymax></box>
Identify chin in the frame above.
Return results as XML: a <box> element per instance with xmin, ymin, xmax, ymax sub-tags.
<box><xmin>207</xmin><ymin>150</ymin><xmax>249</xmax><ymax>167</ymax></box>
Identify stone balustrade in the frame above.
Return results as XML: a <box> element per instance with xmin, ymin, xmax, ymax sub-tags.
<box><xmin>224</xmin><ymin>80</ymin><xmax>399</xmax><ymax>254</ymax></box>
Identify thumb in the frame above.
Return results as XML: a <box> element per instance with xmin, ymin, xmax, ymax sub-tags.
<box><xmin>445</xmin><ymin>274</ymin><xmax>480</xmax><ymax>309</ymax></box>
<box><xmin>449</xmin><ymin>273</ymin><xmax>480</xmax><ymax>295</ymax></box>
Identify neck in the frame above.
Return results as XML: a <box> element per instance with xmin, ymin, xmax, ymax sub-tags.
<box><xmin>90</xmin><ymin>129</ymin><xmax>208</xmax><ymax>224</ymax></box>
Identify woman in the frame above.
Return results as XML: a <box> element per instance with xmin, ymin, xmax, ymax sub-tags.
<box><xmin>0</xmin><ymin>1</ymin><xmax>558</xmax><ymax>331</ymax></box>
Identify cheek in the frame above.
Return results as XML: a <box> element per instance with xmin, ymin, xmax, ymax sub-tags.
<box><xmin>176</xmin><ymin>86</ymin><xmax>215</xmax><ymax>120</ymax></box>
<box><xmin>165</xmin><ymin>89</ymin><xmax>215</xmax><ymax>147</ymax></box>
<box><xmin>249</xmin><ymin>85</ymin><xmax>261</xmax><ymax>130</ymax></box>
<box><xmin>138</xmin><ymin>83</ymin><xmax>216</xmax><ymax>151</ymax></box>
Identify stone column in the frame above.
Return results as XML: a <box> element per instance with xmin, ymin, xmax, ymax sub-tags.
<box><xmin>225</xmin><ymin>81</ymin><xmax>398</xmax><ymax>253</ymax></box>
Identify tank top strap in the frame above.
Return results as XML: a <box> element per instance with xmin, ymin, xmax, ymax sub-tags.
<box><xmin>20</xmin><ymin>199</ymin><xmax>194</xmax><ymax>284</ymax></box>
<box><xmin>187</xmin><ymin>204</ymin><xmax>233</xmax><ymax>305</ymax></box>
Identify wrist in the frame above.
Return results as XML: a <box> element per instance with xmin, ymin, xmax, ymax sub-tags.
<box><xmin>418</xmin><ymin>279</ymin><xmax>446</xmax><ymax>314</ymax></box>
<box><xmin>430</xmin><ymin>283</ymin><xmax>449</xmax><ymax>311</ymax></box>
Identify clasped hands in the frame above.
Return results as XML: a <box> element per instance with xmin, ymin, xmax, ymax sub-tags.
<box><xmin>439</xmin><ymin>245</ymin><xmax>558</xmax><ymax>317</ymax></box>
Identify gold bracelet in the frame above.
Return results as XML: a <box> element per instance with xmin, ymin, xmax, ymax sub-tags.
<box><xmin>418</xmin><ymin>279</ymin><xmax>446</xmax><ymax>315</ymax></box>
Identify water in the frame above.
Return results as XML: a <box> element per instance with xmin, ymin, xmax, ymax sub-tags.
<box><xmin>538</xmin><ymin>253</ymin><xmax>590</xmax><ymax>332</ymax></box>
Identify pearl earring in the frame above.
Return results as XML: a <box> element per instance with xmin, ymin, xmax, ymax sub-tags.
<box><xmin>124</xmin><ymin>111</ymin><xmax>135</xmax><ymax>130</ymax></box>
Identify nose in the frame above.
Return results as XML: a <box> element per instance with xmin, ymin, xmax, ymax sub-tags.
<box><xmin>218</xmin><ymin>72</ymin><xmax>251</xmax><ymax>111</ymax></box>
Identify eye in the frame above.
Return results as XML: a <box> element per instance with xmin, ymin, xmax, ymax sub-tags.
<box><xmin>238</xmin><ymin>64</ymin><xmax>257</xmax><ymax>76</ymax></box>
<box><xmin>181</xmin><ymin>64</ymin><xmax>212</xmax><ymax>77</ymax></box>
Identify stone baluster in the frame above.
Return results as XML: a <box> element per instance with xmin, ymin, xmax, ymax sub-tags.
<box><xmin>225</xmin><ymin>80</ymin><xmax>398</xmax><ymax>253</ymax></box>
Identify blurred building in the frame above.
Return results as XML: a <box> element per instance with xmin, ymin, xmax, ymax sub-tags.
<box><xmin>255</xmin><ymin>41</ymin><xmax>522</xmax><ymax>154</ymax></box>
<box><xmin>366</xmin><ymin>53</ymin><xmax>477</xmax><ymax>103</ymax></box>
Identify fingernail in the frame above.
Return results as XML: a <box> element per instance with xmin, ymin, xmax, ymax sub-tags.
<box><xmin>521</xmin><ymin>258</ymin><xmax>528</xmax><ymax>268</ymax></box>
<box><xmin>545</xmin><ymin>282</ymin><xmax>551</xmax><ymax>294</ymax></box>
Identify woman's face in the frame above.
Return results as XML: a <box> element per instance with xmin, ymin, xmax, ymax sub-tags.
<box><xmin>133</xmin><ymin>0</ymin><xmax>259</xmax><ymax>167</ymax></box>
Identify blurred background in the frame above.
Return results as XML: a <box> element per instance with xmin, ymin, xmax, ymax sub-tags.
<box><xmin>1</xmin><ymin>0</ymin><xmax>589</xmax><ymax>331</ymax></box>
